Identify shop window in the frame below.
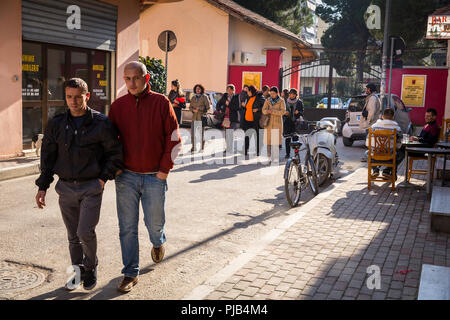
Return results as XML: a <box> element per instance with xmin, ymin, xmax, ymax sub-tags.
<box><xmin>22</xmin><ymin>42</ymin><xmax>42</xmax><ymax>101</ymax></box>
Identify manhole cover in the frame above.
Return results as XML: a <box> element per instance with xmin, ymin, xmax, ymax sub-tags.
<box><xmin>0</xmin><ymin>262</ymin><xmax>45</xmax><ymax>293</ymax></box>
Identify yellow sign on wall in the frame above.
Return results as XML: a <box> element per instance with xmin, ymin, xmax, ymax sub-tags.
<box><xmin>401</xmin><ymin>75</ymin><xmax>426</xmax><ymax>107</ymax></box>
<box><xmin>242</xmin><ymin>72</ymin><xmax>262</xmax><ymax>91</ymax></box>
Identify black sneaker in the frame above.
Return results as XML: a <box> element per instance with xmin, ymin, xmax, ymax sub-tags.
<box><xmin>65</xmin><ymin>265</ymin><xmax>85</xmax><ymax>291</ymax></box>
<box><xmin>372</xmin><ymin>168</ymin><xmax>380</xmax><ymax>177</ymax></box>
<box><xmin>83</xmin><ymin>267</ymin><xmax>97</xmax><ymax>290</ymax></box>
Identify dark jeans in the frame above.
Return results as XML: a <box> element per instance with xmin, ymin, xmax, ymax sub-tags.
<box><xmin>55</xmin><ymin>179</ymin><xmax>103</xmax><ymax>271</ymax></box>
<box><xmin>174</xmin><ymin>107</ymin><xmax>182</xmax><ymax>125</ymax></box>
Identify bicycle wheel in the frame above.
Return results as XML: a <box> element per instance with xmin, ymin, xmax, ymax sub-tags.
<box><xmin>306</xmin><ymin>155</ymin><xmax>319</xmax><ymax>196</ymax></box>
<box><xmin>284</xmin><ymin>160</ymin><xmax>301</xmax><ymax>207</ymax></box>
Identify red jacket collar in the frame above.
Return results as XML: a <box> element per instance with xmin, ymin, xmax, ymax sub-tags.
<box><xmin>128</xmin><ymin>84</ymin><xmax>151</xmax><ymax>99</ymax></box>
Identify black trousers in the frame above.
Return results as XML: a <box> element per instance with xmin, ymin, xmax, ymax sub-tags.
<box><xmin>174</xmin><ymin>107</ymin><xmax>182</xmax><ymax>125</ymax></box>
<box><xmin>242</xmin><ymin>120</ymin><xmax>261</xmax><ymax>155</ymax></box>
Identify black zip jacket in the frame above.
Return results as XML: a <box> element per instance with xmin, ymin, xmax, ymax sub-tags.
<box><xmin>35</xmin><ymin>107</ymin><xmax>123</xmax><ymax>191</ymax></box>
<box><xmin>216</xmin><ymin>93</ymin><xmax>241</xmax><ymax>123</ymax></box>
<box><xmin>240</xmin><ymin>92</ymin><xmax>265</xmax><ymax>129</ymax></box>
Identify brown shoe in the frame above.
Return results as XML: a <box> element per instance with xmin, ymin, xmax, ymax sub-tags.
<box><xmin>117</xmin><ymin>276</ymin><xmax>138</xmax><ymax>293</ymax></box>
<box><xmin>151</xmin><ymin>244</ymin><xmax>165</xmax><ymax>263</ymax></box>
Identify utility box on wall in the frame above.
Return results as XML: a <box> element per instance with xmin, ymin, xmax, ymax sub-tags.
<box><xmin>386</xmin><ymin>67</ymin><xmax>448</xmax><ymax>125</ymax></box>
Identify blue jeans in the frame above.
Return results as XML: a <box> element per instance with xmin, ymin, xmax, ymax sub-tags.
<box><xmin>115</xmin><ymin>170</ymin><xmax>167</xmax><ymax>277</ymax></box>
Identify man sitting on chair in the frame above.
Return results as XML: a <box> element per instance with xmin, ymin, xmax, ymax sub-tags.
<box><xmin>366</xmin><ymin>108</ymin><xmax>403</xmax><ymax>179</ymax></box>
<box><xmin>409</xmin><ymin>108</ymin><xmax>440</xmax><ymax>147</ymax></box>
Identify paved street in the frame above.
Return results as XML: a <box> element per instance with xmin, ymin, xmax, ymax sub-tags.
<box><xmin>2</xmin><ymin>135</ymin><xmax>424</xmax><ymax>300</ymax></box>
<box><xmin>192</xmin><ymin>164</ymin><xmax>450</xmax><ymax>300</ymax></box>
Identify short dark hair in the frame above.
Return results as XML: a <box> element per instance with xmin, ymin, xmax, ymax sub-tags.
<box><xmin>64</xmin><ymin>78</ymin><xmax>88</xmax><ymax>94</ymax></box>
<box><xmin>366</xmin><ymin>82</ymin><xmax>377</xmax><ymax>93</ymax></box>
<box><xmin>269</xmin><ymin>86</ymin><xmax>279</xmax><ymax>94</ymax></box>
<box><xmin>243</xmin><ymin>84</ymin><xmax>249</xmax><ymax>89</ymax></box>
<box><xmin>262</xmin><ymin>85</ymin><xmax>269</xmax><ymax>92</ymax></box>
<box><xmin>426</xmin><ymin>108</ymin><xmax>437</xmax><ymax>116</ymax></box>
<box><xmin>289</xmin><ymin>88</ymin><xmax>298</xmax><ymax>95</ymax></box>
<box><xmin>248</xmin><ymin>85</ymin><xmax>257</xmax><ymax>96</ymax></box>
<box><xmin>383</xmin><ymin>108</ymin><xmax>395</xmax><ymax>119</ymax></box>
<box><xmin>226</xmin><ymin>84</ymin><xmax>235</xmax><ymax>91</ymax></box>
<box><xmin>193</xmin><ymin>84</ymin><xmax>205</xmax><ymax>95</ymax></box>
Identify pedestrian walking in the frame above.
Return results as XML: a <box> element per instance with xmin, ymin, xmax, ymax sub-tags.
<box><xmin>241</xmin><ymin>85</ymin><xmax>265</xmax><ymax>156</ymax></box>
<box><xmin>262</xmin><ymin>85</ymin><xmax>270</xmax><ymax>99</ymax></box>
<box><xmin>168</xmin><ymin>79</ymin><xmax>186</xmax><ymax>125</ymax></box>
<box><xmin>108</xmin><ymin>61</ymin><xmax>181</xmax><ymax>293</ymax></box>
<box><xmin>35</xmin><ymin>78</ymin><xmax>123</xmax><ymax>291</ymax></box>
<box><xmin>360</xmin><ymin>82</ymin><xmax>381</xmax><ymax>162</ymax></box>
<box><xmin>216</xmin><ymin>84</ymin><xmax>241</xmax><ymax>153</ymax></box>
<box><xmin>283</xmin><ymin>88</ymin><xmax>304</xmax><ymax>159</ymax></box>
<box><xmin>262</xmin><ymin>86</ymin><xmax>289</xmax><ymax>161</ymax></box>
<box><xmin>189</xmin><ymin>84</ymin><xmax>210</xmax><ymax>152</ymax></box>
<box><xmin>281</xmin><ymin>89</ymin><xmax>289</xmax><ymax>102</ymax></box>
<box><xmin>239</xmin><ymin>84</ymin><xmax>249</xmax><ymax>105</ymax></box>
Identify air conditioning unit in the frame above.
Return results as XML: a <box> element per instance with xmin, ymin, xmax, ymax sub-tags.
<box><xmin>241</xmin><ymin>52</ymin><xmax>253</xmax><ymax>64</ymax></box>
<box><xmin>232</xmin><ymin>50</ymin><xmax>242</xmax><ymax>63</ymax></box>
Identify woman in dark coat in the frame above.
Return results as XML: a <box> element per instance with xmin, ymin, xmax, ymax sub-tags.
<box><xmin>168</xmin><ymin>79</ymin><xmax>185</xmax><ymax>125</ymax></box>
<box><xmin>240</xmin><ymin>85</ymin><xmax>265</xmax><ymax>156</ymax></box>
<box><xmin>283</xmin><ymin>88</ymin><xmax>304</xmax><ymax>158</ymax></box>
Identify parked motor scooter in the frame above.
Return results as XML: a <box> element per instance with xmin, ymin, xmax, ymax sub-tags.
<box><xmin>308</xmin><ymin>119</ymin><xmax>340</xmax><ymax>186</ymax></box>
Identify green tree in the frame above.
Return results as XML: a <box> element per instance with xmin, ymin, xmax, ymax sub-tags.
<box><xmin>139</xmin><ymin>56</ymin><xmax>166</xmax><ymax>94</ymax></box>
<box><xmin>234</xmin><ymin>0</ymin><xmax>314</xmax><ymax>35</ymax></box>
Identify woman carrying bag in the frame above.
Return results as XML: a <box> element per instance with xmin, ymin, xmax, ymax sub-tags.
<box><xmin>168</xmin><ymin>79</ymin><xmax>185</xmax><ymax>125</ymax></box>
<box><xmin>189</xmin><ymin>84</ymin><xmax>210</xmax><ymax>152</ymax></box>
<box><xmin>262</xmin><ymin>86</ymin><xmax>289</xmax><ymax>161</ymax></box>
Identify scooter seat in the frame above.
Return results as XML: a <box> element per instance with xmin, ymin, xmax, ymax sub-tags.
<box><xmin>290</xmin><ymin>141</ymin><xmax>302</xmax><ymax>149</ymax></box>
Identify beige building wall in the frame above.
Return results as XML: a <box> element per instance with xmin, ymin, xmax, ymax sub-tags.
<box><xmin>102</xmin><ymin>0</ymin><xmax>141</xmax><ymax>98</ymax></box>
<box><xmin>140</xmin><ymin>0</ymin><xmax>229</xmax><ymax>93</ymax></box>
<box><xmin>228</xmin><ymin>16</ymin><xmax>293</xmax><ymax>89</ymax></box>
<box><xmin>0</xmin><ymin>0</ymin><xmax>23</xmax><ymax>158</ymax></box>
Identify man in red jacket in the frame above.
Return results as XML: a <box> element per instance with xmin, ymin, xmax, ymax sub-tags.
<box><xmin>108</xmin><ymin>61</ymin><xmax>181</xmax><ymax>293</ymax></box>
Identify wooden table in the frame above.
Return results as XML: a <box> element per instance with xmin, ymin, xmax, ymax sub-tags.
<box><xmin>405</xmin><ymin>147</ymin><xmax>450</xmax><ymax>194</ymax></box>
<box><xmin>437</xmin><ymin>141</ymin><xmax>450</xmax><ymax>186</ymax></box>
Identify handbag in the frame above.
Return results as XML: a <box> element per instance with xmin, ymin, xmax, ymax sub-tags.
<box><xmin>259</xmin><ymin>113</ymin><xmax>270</xmax><ymax>128</ymax></box>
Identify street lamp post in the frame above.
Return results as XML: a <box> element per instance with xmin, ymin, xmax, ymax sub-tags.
<box><xmin>379</xmin><ymin>0</ymin><xmax>391</xmax><ymax>106</ymax></box>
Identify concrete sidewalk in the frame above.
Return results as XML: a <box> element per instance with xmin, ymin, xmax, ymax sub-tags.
<box><xmin>185</xmin><ymin>160</ymin><xmax>450</xmax><ymax>300</ymax></box>
<box><xmin>0</xmin><ymin>152</ymin><xmax>40</xmax><ymax>182</ymax></box>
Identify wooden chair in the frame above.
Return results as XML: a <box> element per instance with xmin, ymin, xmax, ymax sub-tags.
<box><xmin>407</xmin><ymin>155</ymin><xmax>436</xmax><ymax>183</ymax></box>
<box><xmin>368</xmin><ymin>128</ymin><xmax>397</xmax><ymax>191</ymax></box>
<box><xmin>439</xmin><ymin>118</ymin><xmax>450</xmax><ymax>141</ymax></box>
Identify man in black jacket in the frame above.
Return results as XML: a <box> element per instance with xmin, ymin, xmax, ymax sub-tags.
<box><xmin>35</xmin><ymin>78</ymin><xmax>123</xmax><ymax>291</ymax></box>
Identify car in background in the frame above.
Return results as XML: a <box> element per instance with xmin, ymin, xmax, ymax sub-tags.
<box><xmin>341</xmin><ymin>94</ymin><xmax>412</xmax><ymax>147</ymax></box>
<box><xmin>180</xmin><ymin>90</ymin><xmax>223</xmax><ymax>127</ymax></box>
<box><xmin>316</xmin><ymin>97</ymin><xmax>344</xmax><ymax>109</ymax></box>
